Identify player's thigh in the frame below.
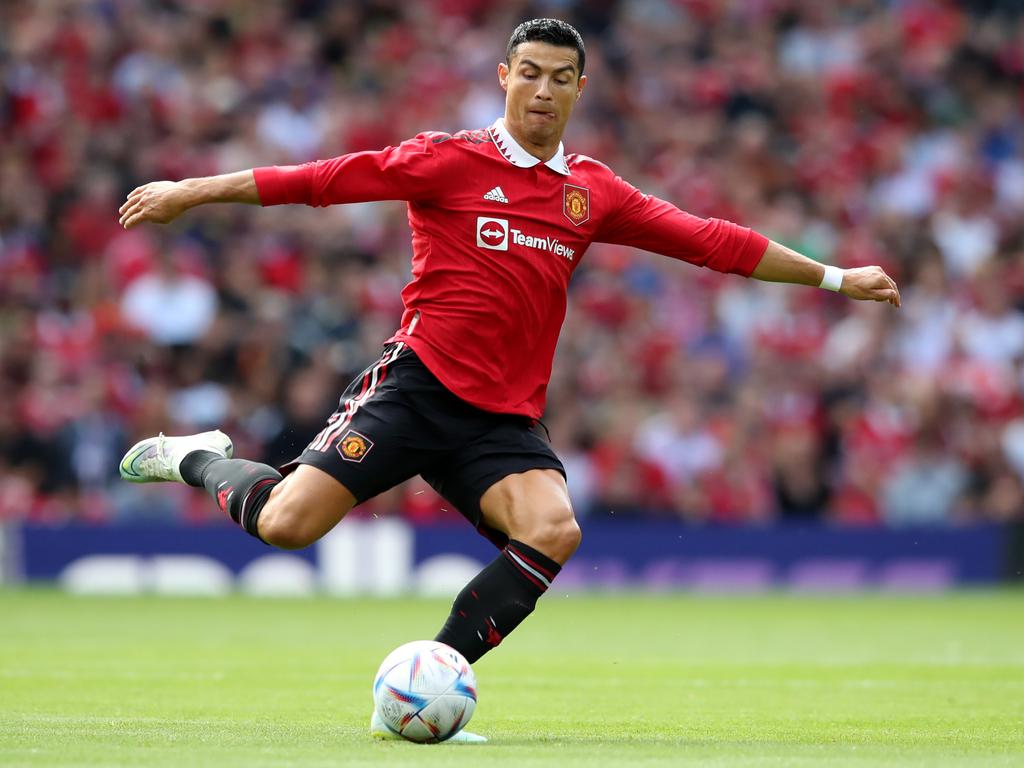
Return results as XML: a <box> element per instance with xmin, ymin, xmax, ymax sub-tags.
<box><xmin>259</xmin><ymin>464</ymin><xmax>358</xmax><ymax>548</ymax></box>
<box><xmin>423</xmin><ymin>419</ymin><xmax>578</xmax><ymax>561</ymax></box>
<box><xmin>479</xmin><ymin>468</ymin><xmax>580</xmax><ymax>564</ymax></box>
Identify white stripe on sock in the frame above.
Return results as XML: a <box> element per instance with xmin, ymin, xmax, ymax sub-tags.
<box><xmin>507</xmin><ymin>549</ymin><xmax>551</xmax><ymax>589</ymax></box>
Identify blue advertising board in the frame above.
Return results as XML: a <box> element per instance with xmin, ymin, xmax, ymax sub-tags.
<box><xmin>8</xmin><ymin>519</ymin><xmax>1004</xmax><ymax>594</ymax></box>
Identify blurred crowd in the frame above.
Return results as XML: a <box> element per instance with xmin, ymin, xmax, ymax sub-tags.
<box><xmin>2</xmin><ymin>0</ymin><xmax>1024</xmax><ymax>528</ymax></box>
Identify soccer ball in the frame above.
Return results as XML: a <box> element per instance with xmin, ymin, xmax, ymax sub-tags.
<box><xmin>372</xmin><ymin>640</ymin><xmax>477</xmax><ymax>743</ymax></box>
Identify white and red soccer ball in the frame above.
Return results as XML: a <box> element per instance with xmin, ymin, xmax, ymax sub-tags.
<box><xmin>372</xmin><ymin>640</ymin><xmax>477</xmax><ymax>743</ymax></box>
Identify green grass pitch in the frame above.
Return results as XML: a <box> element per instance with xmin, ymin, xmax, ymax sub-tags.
<box><xmin>1</xmin><ymin>590</ymin><xmax>1022</xmax><ymax>767</ymax></box>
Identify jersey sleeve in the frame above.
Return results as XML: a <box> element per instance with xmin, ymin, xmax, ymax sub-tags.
<box><xmin>252</xmin><ymin>132</ymin><xmax>450</xmax><ymax>207</ymax></box>
<box><xmin>594</xmin><ymin>175</ymin><xmax>768</xmax><ymax>276</ymax></box>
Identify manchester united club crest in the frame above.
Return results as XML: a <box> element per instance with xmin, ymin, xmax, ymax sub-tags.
<box><xmin>563</xmin><ymin>184</ymin><xmax>590</xmax><ymax>226</ymax></box>
<box><xmin>337</xmin><ymin>429</ymin><xmax>373</xmax><ymax>463</ymax></box>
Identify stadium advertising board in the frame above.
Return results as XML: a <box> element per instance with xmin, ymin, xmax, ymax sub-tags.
<box><xmin>11</xmin><ymin>519</ymin><xmax>1002</xmax><ymax>595</ymax></box>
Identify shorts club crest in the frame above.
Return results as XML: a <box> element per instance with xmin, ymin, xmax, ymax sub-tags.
<box><xmin>338</xmin><ymin>430</ymin><xmax>373</xmax><ymax>462</ymax></box>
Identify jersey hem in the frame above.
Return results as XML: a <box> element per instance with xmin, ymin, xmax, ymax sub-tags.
<box><xmin>387</xmin><ymin>332</ymin><xmax>542</xmax><ymax>421</ymax></box>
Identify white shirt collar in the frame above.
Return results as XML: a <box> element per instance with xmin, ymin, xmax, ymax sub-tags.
<box><xmin>488</xmin><ymin>118</ymin><xmax>570</xmax><ymax>176</ymax></box>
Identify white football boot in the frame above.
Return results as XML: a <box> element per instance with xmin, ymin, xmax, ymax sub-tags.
<box><xmin>369</xmin><ymin>710</ymin><xmax>487</xmax><ymax>744</ymax></box>
<box><xmin>119</xmin><ymin>430</ymin><xmax>233</xmax><ymax>484</ymax></box>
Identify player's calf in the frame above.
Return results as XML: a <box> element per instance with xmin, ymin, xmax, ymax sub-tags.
<box><xmin>432</xmin><ymin>469</ymin><xmax>579</xmax><ymax>662</ymax></box>
<box><xmin>182</xmin><ymin>459</ymin><xmax>355</xmax><ymax>548</ymax></box>
<box><xmin>120</xmin><ymin>430</ymin><xmax>279</xmax><ymax>541</ymax></box>
<box><xmin>121</xmin><ymin>431</ymin><xmax>357</xmax><ymax>547</ymax></box>
<box><xmin>434</xmin><ymin>537</ymin><xmax>564</xmax><ymax>663</ymax></box>
<box><xmin>176</xmin><ymin>449</ymin><xmax>283</xmax><ymax>541</ymax></box>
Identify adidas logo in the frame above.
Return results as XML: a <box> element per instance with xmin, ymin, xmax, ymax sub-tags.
<box><xmin>483</xmin><ymin>186</ymin><xmax>509</xmax><ymax>204</ymax></box>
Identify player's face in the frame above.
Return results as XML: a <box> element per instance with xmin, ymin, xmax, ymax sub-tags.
<box><xmin>499</xmin><ymin>41</ymin><xmax>586</xmax><ymax>153</ymax></box>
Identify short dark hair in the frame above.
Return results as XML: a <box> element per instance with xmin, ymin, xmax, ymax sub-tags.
<box><xmin>506</xmin><ymin>19</ymin><xmax>585</xmax><ymax>76</ymax></box>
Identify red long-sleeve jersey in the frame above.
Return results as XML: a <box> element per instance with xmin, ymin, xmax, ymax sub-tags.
<box><xmin>253</xmin><ymin>119</ymin><xmax>768</xmax><ymax>419</ymax></box>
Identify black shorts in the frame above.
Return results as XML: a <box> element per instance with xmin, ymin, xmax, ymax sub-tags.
<box><xmin>283</xmin><ymin>342</ymin><xmax>564</xmax><ymax>545</ymax></box>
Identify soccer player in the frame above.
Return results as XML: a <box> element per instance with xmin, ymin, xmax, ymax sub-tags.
<box><xmin>117</xmin><ymin>19</ymin><xmax>900</xmax><ymax>741</ymax></box>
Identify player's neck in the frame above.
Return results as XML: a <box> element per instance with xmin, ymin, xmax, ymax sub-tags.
<box><xmin>502</xmin><ymin>118</ymin><xmax>563</xmax><ymax>163</ymax></box>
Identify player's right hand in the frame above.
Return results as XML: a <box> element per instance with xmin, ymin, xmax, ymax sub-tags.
<box><xmin>118</xmin><ymin>181</ymin><xmax>191</xmax><ymax>229</ymax></box>
<box><xmin>838</xmin><ymin>265</ymin><xmax>901</xmax><ymax>308</ymax></box>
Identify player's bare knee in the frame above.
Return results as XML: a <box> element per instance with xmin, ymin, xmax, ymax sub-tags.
<box><xmin>257</xmin><ymin>499</ymin><xmax>319</xmax><ymax>550</ymax></box>
<box><xmin>552</xmin><ymin>515</ymin><xmax>582</xmax><ymax>561</ymax></box>
<box><xmin>524</xmin><ymin>505</ymin><xmax>581</xmax><ymax>564</ymax></box>
<box><xmin>256</xmin><ymin>470</ymin><xmax>355</xmax><ymax>549</ymax></box>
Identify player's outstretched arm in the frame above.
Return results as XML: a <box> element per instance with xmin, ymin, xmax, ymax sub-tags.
<box><xmin>750</xmin><ymin>239</ymin><xmax>900</xmax><ymax>307</ymax></box>
<box><xmin>118</xmin><ymin>170</ymin><xmax>260</xmax><ymax>229</ymax></box>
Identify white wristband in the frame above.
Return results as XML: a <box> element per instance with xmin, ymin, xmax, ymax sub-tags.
<box><xmin>819</xmin><ymin>265</ymin><xmax>844</xmax><ymax>292</ymax></box>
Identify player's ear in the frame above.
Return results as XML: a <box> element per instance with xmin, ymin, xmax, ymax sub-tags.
<box><xmin>498</xmin><ymin>62</ymin><xmax>509</xmax><ymax>91</ymax></box>
<box><xmin>576</xmin><ymin>74</ymin><xmax>587</xmax><ymax>100</ymax></box>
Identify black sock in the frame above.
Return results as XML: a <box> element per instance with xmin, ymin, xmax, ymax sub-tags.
<box><xmin>179</xmin><ymin>450</ymin><xmax>219</xmax><ymax>486</ymax></box>
<box><xmin>434</xmin><ymin>539</ymin><xmax>561</xmax><ymax>663</ymax></box>
<box><xmin>182</xmin><ymin>451</ymin><xmax>281</xmax><ymax>541</ymax></box>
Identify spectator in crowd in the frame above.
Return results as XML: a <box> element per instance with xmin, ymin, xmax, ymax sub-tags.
<box><xmin>2</xmin><ymin>0</ymin><xmax>1023</xmax><ymax>526</ymax></box>
<box><xmin>882</xmin><ymin>428</ymin><xmax>969</xmax><ymax>526</ymax></box>
<box><xmin>120</xmin><ymin>250</ymin><xmax>218</xmax><ymax>346</ymax></box>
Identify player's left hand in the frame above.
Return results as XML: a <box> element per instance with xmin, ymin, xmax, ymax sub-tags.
<box><xmin>839</xmin><ymin>266</ymin><xmax>900</xmax><ymax>307</ymax></box>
